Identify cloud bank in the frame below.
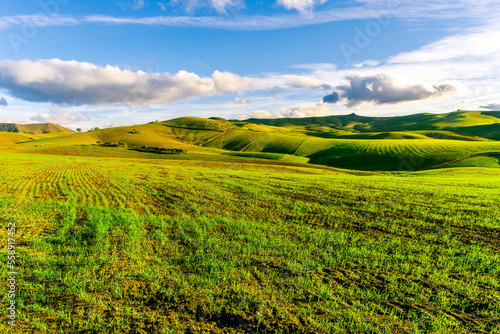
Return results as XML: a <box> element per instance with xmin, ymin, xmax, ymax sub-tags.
<box><xmin>480</xmin><ymin>103</ymin><xmax>500</xmax><ymax>110</ymax></box>
<box><xmin>329</xmin><ymin>74</ymin><xmax>456</xmax><ymax>108</ymax></box>
<box><xmin>30</xmin><ymin>106</ymin><xmax>90</xmax><ymax>125</ymax></box>
<box><xmin>238</xmin><ymin>102</ymin><xmax>333</xmax><ymax>120</ymax></box>
<box><xmin>0</xmin><ymin>59</ymin><xmax>265</xmax><ymax>107</ymax></box>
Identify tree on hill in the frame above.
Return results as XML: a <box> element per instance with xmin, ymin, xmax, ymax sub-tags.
<box><xmin>76</xmin><ymin>128</ymin><xmax>82</xmax><ymax>133</ymax></box>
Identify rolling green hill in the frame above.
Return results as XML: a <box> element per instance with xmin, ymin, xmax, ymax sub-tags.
<box><xmin>6</xmin><ymin>111</ymin><xmax>500</xmax><ymax>171</ymax></box>
<box><xmin>241</xmin><ymin>110</ymin><xmax>500</xmax><ymax>140</ymax></box>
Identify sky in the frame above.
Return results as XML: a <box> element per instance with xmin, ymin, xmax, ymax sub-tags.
<box><xmin>0</xmin><ymin>0</ymin><xmax>499</xmax><ymax>130</ymax></box>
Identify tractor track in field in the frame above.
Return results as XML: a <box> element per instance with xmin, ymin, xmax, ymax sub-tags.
<box><xmin>0</xmin><ymin>161</ymin><xmax>151</xmax><ymax>210</ymax></box>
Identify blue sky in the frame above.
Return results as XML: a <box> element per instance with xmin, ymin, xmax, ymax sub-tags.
<box><xmin>0</xmin><ymin>0</ymin><xmax>499</xmax><ymax>130</ymax></box>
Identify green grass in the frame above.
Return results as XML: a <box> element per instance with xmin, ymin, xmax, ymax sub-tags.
<box><xmin>412</xmin><ymin>130</ymin><xmax>491</xmax><ymax>141</ymax></box>
<box><xmin>0</xmin><ymin>132</ymin><xmax>35</xmax><ymax>145</ymax></box>
<box><xmin>227</xmin><ymin>152</ymin><xmax>310</xmax><ymax>164</ymax></box>
<box><xmin>204</xmin><ymin>129</ymin><xmax>269</xmax><ymax>151</ymax></box>
<box><xmin>293</xmin><ymin>138</ymin><xmax>500</xmax><ymax>171</ymax></box>
<box><xmin>0</xmin><ymin>151</ymin><xmax>499</xmax><ymax>333</ymax></box>
<box><xmin>310</xmin><ymin>131</ymin><xmax>432</xmax><ymax>140</ymax></box>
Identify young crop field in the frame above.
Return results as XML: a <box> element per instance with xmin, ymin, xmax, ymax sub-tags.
<box><xmin>1</xmin><ymin>150</ymin><xmax>499</xmax><ymax>333</ymax></box>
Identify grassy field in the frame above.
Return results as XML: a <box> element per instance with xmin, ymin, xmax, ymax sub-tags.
<box><xmin>1</xmin><ymin>150</ymin><xmax>499</xmax><ymax>333</ymax></box>
<box><xmin>1</xmin><ymin>113</ymin><xmax>499</xmax><ymax>332</ymax></box>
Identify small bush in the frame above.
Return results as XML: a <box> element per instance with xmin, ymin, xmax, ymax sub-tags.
<box><xmin>136</xmin><ymin>145</ymin><xmax>186</xmax><ymax>154</ymax></box>
<box><xmin>100</xmin><ymin>142</ymin><xmax>119</xmax><ymax>147</ymax></box>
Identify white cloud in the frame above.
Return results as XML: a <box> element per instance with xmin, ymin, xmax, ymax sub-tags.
<box><xmin>154</xmin><ymin>0</ymin><xmax>242</xmax><ymax>14</ymax></box>
<box><xmin>237</xmin><ymin>110</ymin><xmax>275</xmax><ymax>120</ymax></box>
<box><xmin>280</xmin><ymin>74</ymin><xmax>331</xmax><ymax>89</ymax></box>
<box><xmin>0</xmin><ymin>15</ymin><xmax>79</xmax><ymax>29</ymax></box>
<box><xmin>158</xmin><ymin>2</ymin><xmax>168</xmax><ymax>11</ymax></box>
<box><xmin>210</xmin><ymin>0</ymin><xmax>243</xmax><ymax>13</ymax></box>
<box><xmin>212</xmin><ymin>70</ymin><xmax>265</xmax><ymax>94</ymax></box>
<box><xmin>30</xmin><ymin>106</ymin><xmax>90</xmax><ymax>125</ymax></box>
<box><xmin>131</xmin><ymin>0</ymin><xmax>145</xmax><ymax>10</ymax></box>
<box><xmin>353</xmin><ymin>60</ymin><xmax>380</xmax><ymax>68</ymax></box>
<box><xmin>238</xmin><ymin>102</ymin><xmax>333</xmax><ymax>120</ymax></box>
<box><xmin>280</xmin><ymin>102</ymin><xmax>333</xmax><ymax>117</ymax></box>
<box><xmin>0</xmin><ymin>59</ymin><xmax>267</xmax><ymax>107</ymax></box>
<box><xmin>0</xmin><ymin>59</ymin><xmax>337</xmax><ymax>110</ymax></box>
<box><xmin>1</xmin><ymin>1</ymin><xmax>498</xmax><ymax>31</ymax></box>
<box><xmin>388</xmin><ymin>25</ymin><xmax>500</xmax><ymax>65</ymax></box>
<box><xmin>276</xmin><ymin>0</ymin><xmax>327</xmax><ymax>14</ymax></box>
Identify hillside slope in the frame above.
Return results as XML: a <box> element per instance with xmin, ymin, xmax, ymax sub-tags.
<box><xmin>241</xmin><ymin>110</ymin><xmax>500</xmax><ymax>140</ymax></box>
<box><xmin>0</xmin><ymin>132</ymin><xmax>39</xmax><ymax>145</ymax></box>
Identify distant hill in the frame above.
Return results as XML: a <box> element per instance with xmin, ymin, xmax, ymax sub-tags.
<box><xmin>239</xmin><ymin>110</ymin><xmax>500</xmax><ymax>140</ymax></box>
<box><xmin>0</xmin><ymin>123</ymin><xmax>74</xmax><ymax>134</ymax></box>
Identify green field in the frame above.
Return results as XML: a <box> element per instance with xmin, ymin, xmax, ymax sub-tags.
<box><xmin>1</xmin><ymin>112</ymin><xmax>500</xmax><ymax>333</ymax></box>
<box><xmin>0</xmin><ymin>149</ymin><xmax>499</xmax><ymax>333</ymax></box>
